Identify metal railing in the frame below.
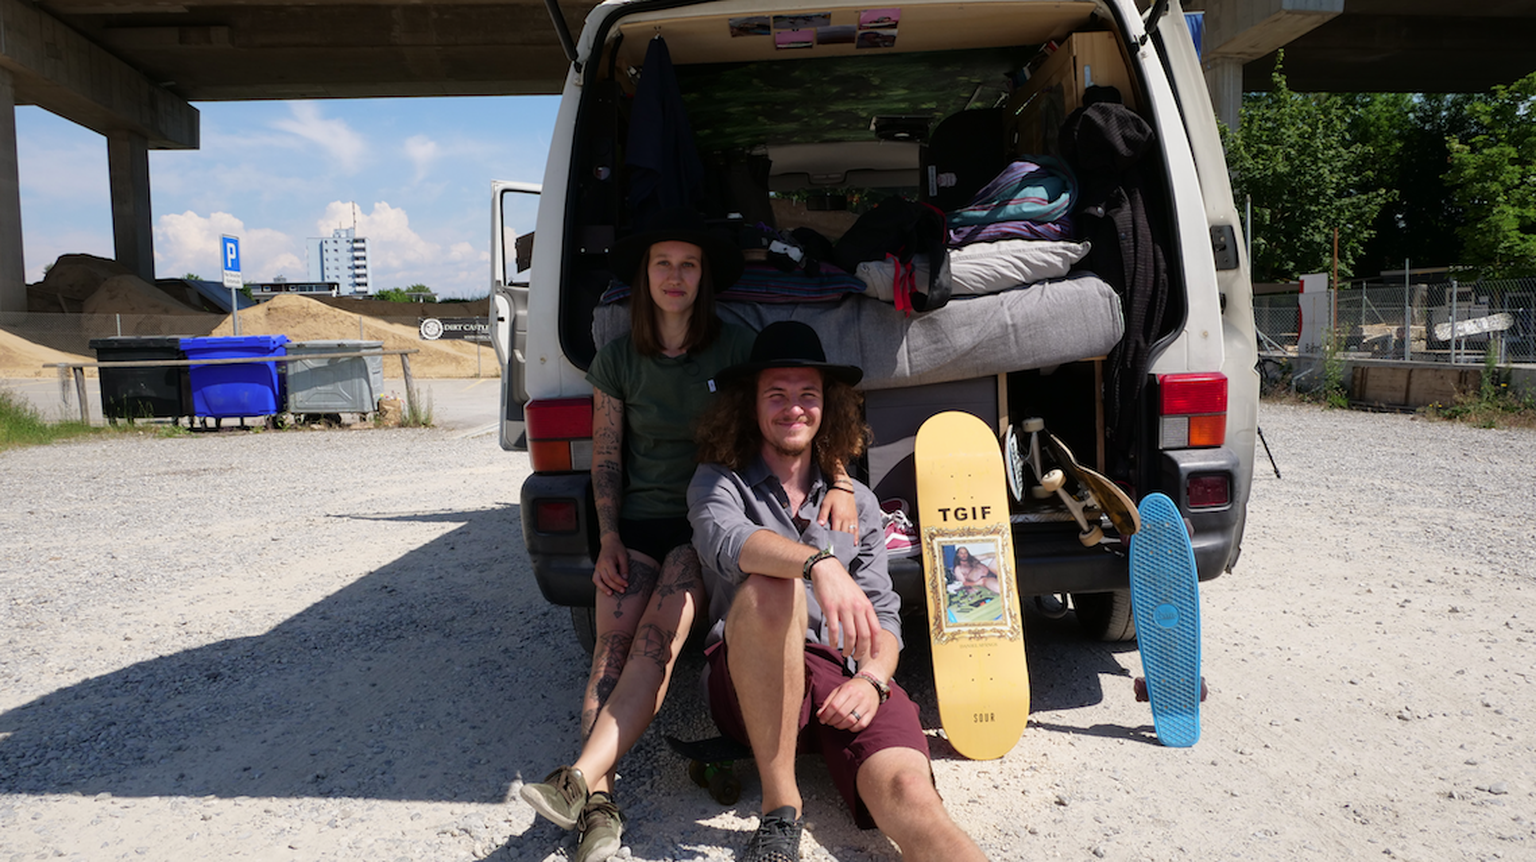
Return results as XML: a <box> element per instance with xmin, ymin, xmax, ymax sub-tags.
<box><xmin>1254</xmin><ymin>277</ymin><xmax>1536</xmax><ymax>365</ymax></box>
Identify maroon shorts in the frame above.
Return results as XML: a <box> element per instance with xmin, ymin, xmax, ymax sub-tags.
<box><xmin>705</xmin><ymin>639</ymin><xmax>931</xmax><ymax>829</ymax></box>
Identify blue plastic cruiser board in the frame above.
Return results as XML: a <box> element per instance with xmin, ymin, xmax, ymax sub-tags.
<box><xmin>1128</xmin><ymin>492</ymin><xmax>1202</xmax><ymax>747</ymax></box>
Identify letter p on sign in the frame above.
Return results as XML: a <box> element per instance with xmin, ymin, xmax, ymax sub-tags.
<box><xmin>222</xmin><ymin>235</ymin><xmax>242</xmax><ymax>289</ymax></box>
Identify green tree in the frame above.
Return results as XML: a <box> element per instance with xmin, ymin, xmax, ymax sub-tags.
<box><xmin>375</xmin><ymin>284</ymin><xmax>436</xmax><ymax>303</ymax></box>
<box><xmin>182</xmin><ymin>272</ymin><xmax>205</xmax><ymax>280</ymax></box>
<box><xmin>1446</xmin><ymin>72</ymin><xmax>1536</xmax><ymax>277</ymax></box>
<box><xmin>1223</xmin><ymin>55</ymin><xmax>1390</xmax><ymax>282</ymax></box>
<box><xmin>1346</xmin><ymin>93</ymin><xmax>1474</xmax><ymax>274</ymax></box>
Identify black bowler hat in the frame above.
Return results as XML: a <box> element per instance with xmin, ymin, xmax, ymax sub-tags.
<box><xmin>609</xmin><ymin>208</ymin><xmax>745</xmax><ymax>292</ymax></box>
<box><xmin>719</xmin><ymin>321</ymin><xmax>863</xmax><ymax>387</ymax></box>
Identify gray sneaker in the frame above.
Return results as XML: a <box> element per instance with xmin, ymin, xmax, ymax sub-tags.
<box><xmin>519</xmin><ymin>766</ymin><xmax>588</xmax><ymax>830</ymax></box>
<box><xmin>575</xmin><ymin>792</ymin><xmax>624</xmax><ymax>862</ymax></box>
<box><xmin>741</xmin><ymin>805</ymin><xmax>803</xmax><ymax>862</ymax></box>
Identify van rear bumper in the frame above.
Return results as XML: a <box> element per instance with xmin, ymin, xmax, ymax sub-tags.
<box><xmin>520</xmin><ymin>472</ymin><xmax>598</xmax><ymax>606</ymax></box>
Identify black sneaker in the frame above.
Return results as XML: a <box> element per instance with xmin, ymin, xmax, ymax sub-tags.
<box><xmin>518</xmin><ymin>766</ymin><xmax>588</xmax><ymax>830</ymax></box>
<box><xmin>741</xmin><ymin>805</ymin><xmax>803</xmax><ymax>862</ymax></box>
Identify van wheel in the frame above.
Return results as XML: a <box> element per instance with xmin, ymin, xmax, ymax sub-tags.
<box><xmin>1071</xmin><ymin>590</ymin><xmax>1136</xmax><ymax>642</ymax></box>
<box><xmin>571</xmin><ymin>606</ymin><xmax>597</xmax><ymax>655</ymax></box>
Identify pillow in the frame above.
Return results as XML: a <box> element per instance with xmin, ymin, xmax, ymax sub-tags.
<box><xmin>599</xmin><ymin>262</ymin><xmax>868</xmax><ymax>305</ymax></box>
<box><xmin>856</xmin><ymin>240</ymin><xmax>1090</xmax><ymax>300</ymax></box>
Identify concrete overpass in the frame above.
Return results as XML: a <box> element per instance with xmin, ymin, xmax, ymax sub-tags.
<box><xmin>4</xmin><ymin>0</ymin><xmax>1536</xmax><ymax>312</ymax></box>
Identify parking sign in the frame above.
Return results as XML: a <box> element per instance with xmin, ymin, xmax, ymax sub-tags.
<box><xmin>222</xmin><ymin>235</ymin><xmax>242</xmax><ymax>289</ymax></box>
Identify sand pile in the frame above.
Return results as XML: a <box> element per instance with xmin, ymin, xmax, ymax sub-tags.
<box><xmin>211</xmin><ymin>294</ymin><xmax>489</xmax><ymax>378</ymax></box>
<box><xmin>82</xmin><ymin>275</ymin><xmax>209</xmax><ymax>317</ymax></box>
<box><xmin>27</xmin><ymin>255</ymin><xmax>131</xmax><ymax>311</ymax></box>
<box><xmin>0</xmin><ymin>329</ymin><xmax>95</xmax><ymax>378</ymax></box>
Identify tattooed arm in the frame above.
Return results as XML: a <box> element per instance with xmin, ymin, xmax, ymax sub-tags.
<box><xmin>591</xmin><ymin>388</ymin><xmax>629</xmax><ymax>596</ymax></box>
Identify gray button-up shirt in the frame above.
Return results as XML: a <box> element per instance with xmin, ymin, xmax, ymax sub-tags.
<box><xmin>686</xmin><ymin>457</ymin><xmax>902</xmax><ymax>653</ymax></box>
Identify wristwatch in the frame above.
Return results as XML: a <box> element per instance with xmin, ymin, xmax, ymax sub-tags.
<box><xmin>855</xmin><ymin>670</ymin><xmax>891</xmax><ymax>704</ymax></box>
<box><xmin>802</xmin><ymin>546</ymin><xmax>835</xmax><ymax>580</ymax></box>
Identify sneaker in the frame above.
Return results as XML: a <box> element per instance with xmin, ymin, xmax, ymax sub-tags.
<box><xmin>519</xmin><ymin>766</ymin><xmax>588</xmax><ymax>830</ymax></box>
<box><xmin>575</xmin><ymin>792</ymin><xmax>624</xmax><ymax>862</ymax></box>
<box><xmin>741</xmin><ymin>805</ymin><xmax>803</xmax><ymax>862</ymax></box>
<box><xmin>881</xmin><ymin>499</ymin><xmax>919</xmax><ymax>557</ymax></box>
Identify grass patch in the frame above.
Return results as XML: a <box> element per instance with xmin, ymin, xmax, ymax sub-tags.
<box><xmin>1420</xmin><ymin>352</ymin><xmax>1536</xmax><ymax>430</ymax></box>
<box><xmin>0</xmin><ymin>388</ymin><xmax>101</xmax><ymax>450</ymax></box>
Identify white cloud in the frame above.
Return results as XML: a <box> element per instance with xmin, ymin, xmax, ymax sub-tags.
<box><xmin>404</xmin><ymin>135</ymin><xmax>440</xmax><ymax>183</ymax></box>
<box><xmin>153</xmin><ymin>211</ymin><xmax>301</xmax><ymax>282</ymax></box>
<box><xmin>270</xmin><ymin>103</ymin><xmax>368</xmax><ymax>173</ymax></box>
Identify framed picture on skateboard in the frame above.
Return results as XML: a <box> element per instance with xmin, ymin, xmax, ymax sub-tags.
<box><xmin>923</xmin><ymin>524</ymin><xmax>1021</xmax><ymax>643</ymax></box>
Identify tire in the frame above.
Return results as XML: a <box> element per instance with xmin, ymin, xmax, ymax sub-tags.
<box><xmin>571</xmin><ymin>605</ymin><xmax>597</xmax><ymax>655</ymax></box>
<box><xmin>1071</xmin><ymin>590</ymin><xmax>1137</xmax><ymax>642</ymax></box>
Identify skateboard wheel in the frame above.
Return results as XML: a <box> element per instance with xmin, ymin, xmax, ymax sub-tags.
<box><xmin>1134</xmin><ymin>676</ymin><xmax>1149</xmax><ymax>702</ymax></box>
<box><xmin>1077</xmin><ymin>524</ymin><xmax>1104</xmax><ymax>547</ymax></box>
<box><xmin>708</xmin><ymin>771</ymin><xmax>741</xmax><ymax>805</ymax></box>
<box><xmin>1022</xmin><ymin>417</ymin><xmax>1045</xmax><ymax>433</ymax></box>
<box><xmin>688</xmin><ymin>759</ymin><xmax>708</xmax><ymax>789</ymax></box>
<box><xmin>1039</xmin><ymin>469</ymin><xmax>1065</xmax><ymax>494</ymax></box>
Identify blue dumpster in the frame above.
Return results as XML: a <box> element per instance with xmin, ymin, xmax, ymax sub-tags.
<box><xmin>180</xmin><ymin>335</ymin><xmax>289</xmax><ymax>418</ymax></box>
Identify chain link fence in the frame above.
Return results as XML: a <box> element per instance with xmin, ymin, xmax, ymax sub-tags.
<box><xmin>1254</xmin><ymin>277</ymin><xmax>1536</xmax><ymax>365</ymax></box>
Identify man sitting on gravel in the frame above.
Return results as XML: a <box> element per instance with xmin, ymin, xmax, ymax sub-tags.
<box><xmin>686</xmin><ymin>321</ymin><xmax>989</xmax><ymax>862</ymax></box>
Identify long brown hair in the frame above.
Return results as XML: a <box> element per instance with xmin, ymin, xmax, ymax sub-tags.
<box><xmin>629</xmin><ymin>245</ymin><xmax>721</xmax><ymax>356</ymax></box>
<box><xmin>695</xmin><ymin>371</ymin><xmax>869</xmax><ymax>477</ymax></box>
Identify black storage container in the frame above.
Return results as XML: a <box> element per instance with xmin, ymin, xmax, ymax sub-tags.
<box><xmin>89</xmin><ymin>336</ymin><xmax>193</xmax><ymax>422</ymax></box>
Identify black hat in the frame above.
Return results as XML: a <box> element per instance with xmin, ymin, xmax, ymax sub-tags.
<box><xmin>609</xmin><ymin>208</ymin><xmax>745</xmax><ymax>292</ymax></box>
<box><xmin>719</xmin><ymin>321</ymin><xmax>863</xmax><ymax>387</ymax></box>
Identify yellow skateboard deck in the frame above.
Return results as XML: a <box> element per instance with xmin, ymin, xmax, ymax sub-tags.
<box><xmin>914</xmin><ymin>411</ymin><xmax>1030</xmax><ymax>760</ymax></box>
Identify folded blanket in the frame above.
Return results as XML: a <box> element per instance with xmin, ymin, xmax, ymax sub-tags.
<box><xmin>948</xmin><ymin>218</ymin><xmax>1074</xmax><ymax>245</ymax></box>
<box><xmin>856</xmin><ymin>239</ymin><xmax>1090</xmax><ymax>301</ymax></box>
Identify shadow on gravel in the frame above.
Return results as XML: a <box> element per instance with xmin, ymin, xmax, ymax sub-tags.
<box><xmin>0</xmin><ymin>503</ymin><xmax>596</xmax><ymax>804</ymax></box>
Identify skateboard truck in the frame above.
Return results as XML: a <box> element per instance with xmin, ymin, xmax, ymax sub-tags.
<box><xmin>1006</xmin><ymin>417</ymin><xmax>1139</xmax><ymax>547</ymax></box>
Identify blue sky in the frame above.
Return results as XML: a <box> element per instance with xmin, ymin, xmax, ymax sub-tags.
<box><xmin>16</xmin><ymin>96</ymin><xmax>559</xmax><ymax>299</ymax></box>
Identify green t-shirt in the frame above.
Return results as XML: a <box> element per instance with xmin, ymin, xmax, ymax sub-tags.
<box><xmin>586</xmin><ymin>323</ymin><xmax>755</xmax><ymax>520</ymax></box>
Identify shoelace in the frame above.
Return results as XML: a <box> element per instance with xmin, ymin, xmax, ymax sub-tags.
<box><xmin>546</xmin><ymin>768</ymin><xmax>585</xmax><ymax>807</ymax></box>
<box><xmin>753</xmin><ymin>815</ymin><xmax>801</xmax><ymax>860</ymax></box>
<box><xmin>580</xmin><ymin>796</ymin><xmax>622</xmax><ymax>833</ymax></box>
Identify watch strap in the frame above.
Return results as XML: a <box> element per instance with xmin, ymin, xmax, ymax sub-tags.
<box><xmin>802</xmin><ymin>546</ymin><xmax>834</xmax><ymax>580</ymax></box>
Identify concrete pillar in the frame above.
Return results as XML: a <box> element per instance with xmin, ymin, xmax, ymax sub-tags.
<box><xmin>0</xmin><ymin>69</ymin><xmax>26</xmax><ymax>313</ymax></box>
<box><xmin>108</xmin><ymin>131</ymin><xmax>155</xmax><ymax>283</ymax></box>
<box><xmin>1205</xmin><ymin>57</ymin><xmax>1244</xmax><ymax>133</ymax></box>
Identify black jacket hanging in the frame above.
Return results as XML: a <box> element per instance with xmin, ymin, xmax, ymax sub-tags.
<box><xmin>1059</xmin><ymin>88</ymin><xmax>1170</xmax><ymax>481</ymax></box>
<box><xmin>625</xmin><ymin>37</ymin><xmax>705</xmax><ymax>225</ymax></box>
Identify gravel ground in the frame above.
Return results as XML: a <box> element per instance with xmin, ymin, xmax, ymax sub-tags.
<box><xmin>1</xmin><ymin>402</ymin><xmax>1533</xmax><ymax>861</ymax></box>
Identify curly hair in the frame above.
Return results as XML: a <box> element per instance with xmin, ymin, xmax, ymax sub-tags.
<box><xmin>694</xmin><ymin>371</ymin><xmax>870</xmax><ymax>477</ymax></box>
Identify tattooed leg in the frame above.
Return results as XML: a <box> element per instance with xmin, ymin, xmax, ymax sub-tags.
<box><xmin>571</xmin><ymin>544</ymin><xmax>704</xmax><ymax>794</ymax></box>
<box><xmin>582</xmin><ymin>551</ymin><xmax>659</xmax><ymax>740</ymax></box>
<box><xmin>581</xmin><ymin>629</ymin><xmax>631</xmax><ymax>740</ymax></box>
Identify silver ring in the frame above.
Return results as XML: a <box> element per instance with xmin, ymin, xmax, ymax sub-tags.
<box><xmin>851</xmin><ymin>710</ymin><xmax>861</xmax><ymax>721</ymax></box>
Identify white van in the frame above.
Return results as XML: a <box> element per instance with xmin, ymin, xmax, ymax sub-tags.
<box><xmin>499</xmin><ymin>0</ymin><xmax>1259</xmax><ymax>650</ymax></box>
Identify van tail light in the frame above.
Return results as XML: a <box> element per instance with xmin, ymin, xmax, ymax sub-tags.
<box><xmin>532</xmin><ymin>499</ymin><xmax>580</xmax><ymax>534</ymax></box>
<box><xmin>1158</xmin><ymin>373</ymin><xmax>1227</xmax><ymax>448</ymax></box>
<box><xmin>1186</xmin><ymin>473</ymin><xmax>1231</xmax><ymax>508</ymax></box>
<box><xmin>526</xmin><ymin>397</ymin><xmax>594</xmax><ymax>472</ymax></box>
